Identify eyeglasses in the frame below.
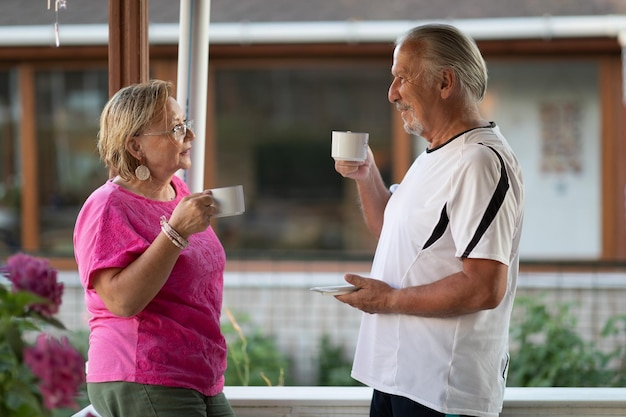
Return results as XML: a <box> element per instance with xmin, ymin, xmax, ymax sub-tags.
<box><xmin>138</xmin><ymin>120</ymin><xmax>194</xmax><ymax>142</ymax></box>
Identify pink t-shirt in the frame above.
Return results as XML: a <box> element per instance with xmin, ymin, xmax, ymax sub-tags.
<box><xmin>73</xmin><ymin>175</ymin><xmax>226</xmax><ymax>396</ymax></box>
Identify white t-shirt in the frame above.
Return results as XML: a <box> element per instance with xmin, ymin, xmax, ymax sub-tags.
<box><xmin>351</xmin><ymin>123</ymin><xmax>524</xmax><ymax>417</ymax></box>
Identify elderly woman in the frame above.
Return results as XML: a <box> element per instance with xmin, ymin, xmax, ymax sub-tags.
<box><xmin>73</xmin><ymin>80</ymin><xmax>234</xmax><ymax>417</ymax></box>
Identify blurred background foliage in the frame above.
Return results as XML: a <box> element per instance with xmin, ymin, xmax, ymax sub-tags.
<box><xmin>219</xmin><ymin>296</ymin><xmax>626</xmax><ymax>388</ymax></box>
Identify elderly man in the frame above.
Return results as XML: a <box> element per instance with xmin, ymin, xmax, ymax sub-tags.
<box><xmin>334</xmin><ymin>24</ymin><xmax>524</xmax><ymax>417</ymax></box>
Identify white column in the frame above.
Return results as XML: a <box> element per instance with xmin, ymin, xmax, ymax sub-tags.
<box><xmin>177</xmin><ymin>0</ymin><xmax>211</xmax><ymax>192</ymax></box>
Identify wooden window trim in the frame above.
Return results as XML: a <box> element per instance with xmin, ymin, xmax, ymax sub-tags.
<box><xmin>18</xmin><ymin>65</ymin><xmax>38</xmax><ymax>252</ymax></box>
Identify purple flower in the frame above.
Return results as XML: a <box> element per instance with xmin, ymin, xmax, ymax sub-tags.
<box><xmin>23</xmin><ymin>334</ymin><xmax>85</xmax><ymax>410</ymax></box>
<box><xmin>2</xmin><ymin>253</ymin><xmax>64</xmax><ymax>317</ymax></box>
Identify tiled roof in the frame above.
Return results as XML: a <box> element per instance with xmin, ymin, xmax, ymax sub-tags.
<box><xmin>2</xmin><ymin>0</ymin><xmax>626</xmax><ymax>26</ymax></box>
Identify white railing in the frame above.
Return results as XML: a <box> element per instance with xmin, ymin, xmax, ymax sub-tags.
<box><xmin>73</xmin><ymin>386</ymin><xmax>626</xmax><ymax>417</ymax></box>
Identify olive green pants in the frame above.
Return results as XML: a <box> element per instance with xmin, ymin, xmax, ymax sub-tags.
<box><xmin>88</xmin><ymin>382</ymin><xmax>235</xmax><ymax>417</ymax></box>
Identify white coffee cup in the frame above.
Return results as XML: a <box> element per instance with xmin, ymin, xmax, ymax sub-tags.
<box><xmin>210</xmin><ymin>185</ymin><xmax>245</xmax><ymax>218</ymax></box>
<box><xmin>331</xmin><ymin>131</ymin><xmax>369</xmax><ymax>162</ymax></box>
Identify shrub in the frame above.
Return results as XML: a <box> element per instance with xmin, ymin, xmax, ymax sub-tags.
<box><xmin>316</xmin><ymin>334</ymin><xmax>362</xmax><ymax>386</ymax></box>
<box><xmin>0</xmin><ymin>253</ymin><xmax>86</xmax><ymax>417</ymax></box>
<box><xmin>222</xmin><ymin>308</ymin><xmax>290</xmax><ymax>386</ymax></box>
<box><xmin>508</xmin><ymin>295</ymin><xmax>626</xmax><ymax>387</ymax></box>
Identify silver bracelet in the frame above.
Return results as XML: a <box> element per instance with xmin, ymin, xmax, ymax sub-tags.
<box><xmin>160</xmin><ymin>216</ymin><xmax>189</xmax><ymax>249</ymax></box>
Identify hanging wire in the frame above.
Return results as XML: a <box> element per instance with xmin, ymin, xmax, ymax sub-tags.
<box><xmin>47</xmin><ymin>0</ymin><xmax>67</xmax><ymax>47</ymax></box>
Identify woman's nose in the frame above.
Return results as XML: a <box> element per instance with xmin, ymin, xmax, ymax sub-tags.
<box><xmin>186</xmin><ymin>125</ymin><xmax>196</xmax><ymax>141</ymax></box>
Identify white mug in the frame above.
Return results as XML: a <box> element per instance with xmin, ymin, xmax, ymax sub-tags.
<box><xmin>210</xmin><ymin>185</ymin><xmax>245</xmax><ymax>218</ymax></box>
<box><xmin>331</xmin><ymin>131</ymin><xmax>369</xmax><ymax>162</ymax></box>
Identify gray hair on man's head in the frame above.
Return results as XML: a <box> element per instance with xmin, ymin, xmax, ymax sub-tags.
<box><xmin>396</xmin><ymin>24</ymin><xmax>488</xmax><ymax>104</ymax></box>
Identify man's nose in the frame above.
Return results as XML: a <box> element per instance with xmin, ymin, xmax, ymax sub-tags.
<box><xmin>388</xmin><ymin>79</ymin><xmax>400</xmax><ymax>103</ymax></box>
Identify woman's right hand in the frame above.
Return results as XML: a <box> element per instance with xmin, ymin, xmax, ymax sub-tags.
<box><xmin>167</xmin><ymin>190</ymin><xmax>217</xmax><ymax>238</ymax></box>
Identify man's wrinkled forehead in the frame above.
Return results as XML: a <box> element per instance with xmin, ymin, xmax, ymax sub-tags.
<box><xmin>392</xmin><ymin>42</ymin><xmax>423</xmax><ymax>74</ymax></box>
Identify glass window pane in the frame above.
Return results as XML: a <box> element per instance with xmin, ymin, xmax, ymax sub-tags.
<box><xmin>0</xmin><ymin>70</ymin><xmax>20</xmax><ymax>256</ymax></box>
<box><xmin>35</xmin><ymin>69</ymin><xmax>109</xmax><ymax>256</ymax></box>
<box><xmin>214</xmin><ymin>65</ymin><xmax>392</xmax><ymax>259</ymax></box>
<box><xmin>480</xmin><ymin>60</ymin><xmax>601</xmax><ymax>259</ymax></box>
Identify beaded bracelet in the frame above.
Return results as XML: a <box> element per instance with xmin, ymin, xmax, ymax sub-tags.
<box><xmin>160</xmin><ymin>216</ymin><xmax>189</xmax><ymax>249</ymax></box>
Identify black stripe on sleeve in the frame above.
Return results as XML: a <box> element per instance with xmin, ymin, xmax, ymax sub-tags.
<box><xmin>423</xmin><ymin>204</ymin><xmax>449</xmax><ymax>250</ymax></box>
<box><xmin>461</xmin><ymin>145</ymin><xmax>510</xmax><ymax>258</ymax></box>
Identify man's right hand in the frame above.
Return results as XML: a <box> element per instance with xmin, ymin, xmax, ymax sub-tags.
<box><xmin>334</xmin><ymin>146</ymin><xmax>374</xmax><ymax>181</ymax></box>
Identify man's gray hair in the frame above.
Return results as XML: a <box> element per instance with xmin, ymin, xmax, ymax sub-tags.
<box><xmin>397</xmin><ymin>24</ymin><xmax>488</xmax><ymax>103</ymax></box>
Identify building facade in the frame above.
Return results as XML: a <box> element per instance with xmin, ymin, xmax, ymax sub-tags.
<box><xmin>1</xmin><ymin>1</ymin><xmax>626</xmax><ymax>266</ymax></box>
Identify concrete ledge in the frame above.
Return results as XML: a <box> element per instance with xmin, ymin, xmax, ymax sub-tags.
<box><xmin>503</xmin><ymin>387</ymin><xmax>626</xmax><ymax>406</ymax></box>
<box><xmin>224</xmin><ymin>386</ymin><xmax>372</xmax><ymax>406</ymax></box>
<box><xmin>72</xmin><ymin>387</ymin><xmax>626</xmax><ymax>417</ymax></box>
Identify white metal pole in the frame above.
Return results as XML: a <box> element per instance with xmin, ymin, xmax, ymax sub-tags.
<box><xmin>177</xmin><ymin>0</ymin><xmax>211</xmax><ymax>192</ymax></box>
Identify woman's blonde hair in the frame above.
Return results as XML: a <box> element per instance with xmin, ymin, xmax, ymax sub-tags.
<box><xmin>97</xmin><ymin>79</ymin><xmax>174</xmax><ymax>180</ymax></box>
<box><xmin>397</xmin><ymin>24</ymin><xmax>488</xmax><ymax>104</ymax></box>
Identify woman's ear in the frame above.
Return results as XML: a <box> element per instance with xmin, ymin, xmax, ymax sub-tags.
<box><xmin>125</xmin><ymin>136</ymin><xmax>143</xmax><ymax>160</ymax></box>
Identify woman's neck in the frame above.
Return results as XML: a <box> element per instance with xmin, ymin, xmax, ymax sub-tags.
<box><xmin>114</xmin><ymin>176</ymin><xmax>175</xmax><ymax>201</ymax></box>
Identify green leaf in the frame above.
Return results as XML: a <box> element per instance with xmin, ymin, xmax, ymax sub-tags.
<box><xmin>30</xmin><ymin>313</ymin><xmax>66</xmax><ymax>330</ymax></box>
<box><xmin>5</xmin><ymin>321</ymin><xmax>24</xmax><ymax>360</ymax></box>
<box><xmin>5</xmin><ymin>378</ymin><xmax>44</xmax><ymax>417</ymax></box>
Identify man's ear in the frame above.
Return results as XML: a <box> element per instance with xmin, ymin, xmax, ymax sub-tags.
<box><xmin>439</xmin><ymin>67</ymin><xmax>455</xmax><ymax>99</ymax></box>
